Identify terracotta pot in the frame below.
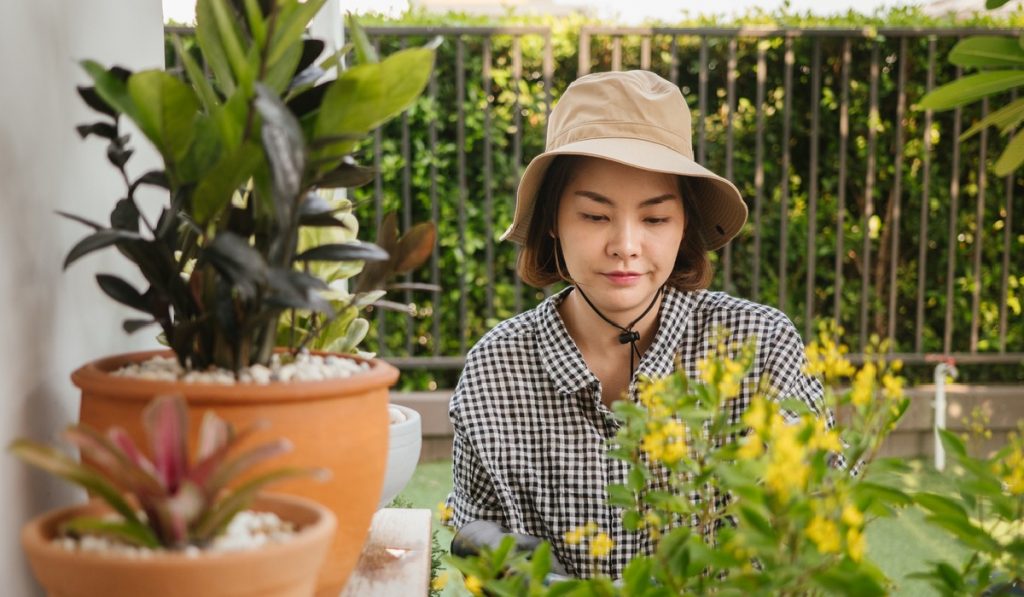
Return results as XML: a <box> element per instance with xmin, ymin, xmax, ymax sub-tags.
<box><xmin>72</xmin><ymin>350</ymin><xmax>399</xmax><ymax>597</ymax></box>
<box><xmin>21</xmin><ymin>493</ymin><xmax>335</xmax><ymax>597</ymax></box>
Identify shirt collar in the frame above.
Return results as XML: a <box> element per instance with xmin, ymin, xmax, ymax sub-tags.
<box><xmin>536</xmin><ymin>285</ymin><xmax>700</xmax><ymax>395</ymax></box>
<box><xmin>537</xmin><ymin>287</ymin><xmax>596</xmax><ymax>395</ymax></box>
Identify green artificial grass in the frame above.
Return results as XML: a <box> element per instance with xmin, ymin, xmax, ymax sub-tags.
<box><xmin>394</xmin><ymin>458</ymin><xmax>971</xmax><ymax>596</ymax></box>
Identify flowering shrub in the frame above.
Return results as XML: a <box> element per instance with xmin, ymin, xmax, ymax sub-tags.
<box><xmin>908</xmin><ymin>425</ymin><xmax>1024</xmax><ymax>594</ymax></box>
<box><xmin>447</xmin><ymin>323</ymin><xmax>1023</xmax><ymax>595</ymax></box>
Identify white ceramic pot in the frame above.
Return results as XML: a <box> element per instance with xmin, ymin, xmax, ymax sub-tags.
<box><xmin>379</xmin><ymin>404</ymin><xmax>422</xmax><ymax>508</ymax></box>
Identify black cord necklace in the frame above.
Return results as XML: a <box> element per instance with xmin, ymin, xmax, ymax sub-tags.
<box><xmin>573</xmin><ymin>284</ymin><xmax>664</xmax><ymax>382</ymax></box>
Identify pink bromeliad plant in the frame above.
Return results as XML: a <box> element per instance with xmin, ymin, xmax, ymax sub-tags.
<box><xmin>8</xmin><ymin>394</ymin><xmax>324</xmax><ymax>549</ymax></box>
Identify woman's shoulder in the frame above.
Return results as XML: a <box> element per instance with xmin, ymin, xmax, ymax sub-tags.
<box><xmin>466</xmin><ymin>302</ymin><xmax>547</xmax><ymax>362</ymax></box>
<box><xmin>689</xmin><ymin>289</ymin><xmax>793</xmax><ymax>329</ymax></box>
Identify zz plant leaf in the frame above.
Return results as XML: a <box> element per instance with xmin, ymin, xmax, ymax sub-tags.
<box><xmin>63</xmin><ymin>0</ymin><xmax>437</xmax><ymax>372</ymax></box>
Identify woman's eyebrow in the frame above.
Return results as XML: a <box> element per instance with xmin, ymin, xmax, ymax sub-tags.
<box><xmin>574</xmin><ymin>190</ymin><xmax>677</xmax><ymax>207</ymax></box>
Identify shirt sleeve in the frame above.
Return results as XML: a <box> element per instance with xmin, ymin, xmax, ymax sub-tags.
<box><xmin>762</xmin><ymin>317</ymin><xmax>853</xmax><ymax>471</ymax></box>
<box><xmin>445</xmin><ymin>365</ymin><xmax>508</xmax><ymax>529</ymax></box>
<box><xmin>762</xmin><ymin>318</ymin><xmax>834</xmax><ymax>430</ymax></box>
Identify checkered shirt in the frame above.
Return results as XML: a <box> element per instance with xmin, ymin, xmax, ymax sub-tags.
<box><xmin>446</xmin><ymin>285</ymin><xmax>833</xmax><ymax>579</ymax></box>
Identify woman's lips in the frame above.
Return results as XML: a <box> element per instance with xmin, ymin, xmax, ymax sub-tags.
<box><xmin>603</xmin><ymin>272</ymin><xmax>643</xmax><ymax>286</ymax></box>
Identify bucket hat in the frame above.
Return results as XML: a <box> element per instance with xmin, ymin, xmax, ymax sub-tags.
<box><xmin>501</xmin><ymin>70</ymin><xmax>747</xmax><ymax>251</ymax></box>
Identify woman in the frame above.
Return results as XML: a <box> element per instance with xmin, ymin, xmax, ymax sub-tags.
<box><xmin>446</xmin><ymin>70</ymin><xmax>834</xmax><ymax>578</ymax></box>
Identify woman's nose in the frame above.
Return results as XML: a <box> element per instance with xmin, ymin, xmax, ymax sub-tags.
<box><xmin>608</xmin><ymin>220</ymin><xmax>640</xmax><ymax>259</ymax></box>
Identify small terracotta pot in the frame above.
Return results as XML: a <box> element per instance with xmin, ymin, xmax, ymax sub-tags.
<box><xmin>72</xmin><ymin>350</ymin><xmax>399</xmax><ymax>597</ymax></box>
<box><xmin>21</xmin><ymin>493</ymin><xmax>336</xmax><ymax>597</ymax></box>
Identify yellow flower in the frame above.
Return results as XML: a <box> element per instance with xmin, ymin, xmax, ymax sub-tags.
<box><xmin>641</xmin><ymin>420</ymin><xmax>687</xmax><ymax>466</ymax></box>
<box><xmin>583</xmin><ymin>521</ymin><xmax>598</xmax><ymax>535</ymax></box>
<box><xmin>742</xmin><ymin>398</ymin><xmax>770</xmax><ymax>434</ymax></box>
<box><xmin>805</xmin><ymin>515</ymin><xmax>841</xmax><ymax>554</ymax></box>
<box><xmin>590</xmin><ymin>532</ymin><xmax>614</xmax><ymax>558</ymax></box>
<box><xmin>642</xmin><ymin>511</ymin><xmax>663</xmax><ymax>537</ymax></box>
<box><xmin>661</xmin><ymin>420</ymin><xmax>687</xmax><ymax>465</ymax></box>
<box><xmin>881</xmin><ymin>373</ymin><xmax>904</xmax><ymax>400</ymax></box>
<box><xmin>808</xmin><ymin>418</ymin><xmax>843</xmax><ymax>453</ymax></box>
<box><xmin>638</xmin><ymin>377</ymin><xmax>669</xmax><ymax>410</ymax></box>
<box><xmin>764</xmin><ymin>421</ymin><xmax>808</xmax><ymax>501</ymax></box>
<box><xmin>851</xmin><ymin>363</ymin><xmax>877</xmax><ymax>407</ymax></box>
<box><xmin>436</xmin><ymin>501</ymin><xmax>454</xmax><ymax>525</ymax></box>
<box><xmin>847</xmin><ymin>527</ymin><xmax>866</xmax><ymax>562</ymax></box>
<box><xmin>700</xmin><ymin>356</ymin><xmax>746</xmax><ymax>400</ymax></box>
<box><xmin>641</xmin><ymin>428</ymin><xmax>666</xmax><ymax>462</ymax></box>
<box><xmin>431</xmin><ymin>571</ymin><xmax>449</xmax><ymax>591</ymax></box>
<box><xmin>1003</xmin><ymin>448</ymin><xmax>1024</xmax><ymax>495</ymax></box>
<box><xmin>842</xmin><ymin>504</ymin><xmax>864</xmax><ymax>529</ymax></box>
<box><xmin>737</xmin><ymin>435</ymin><xmax>764</xmax><ymax>460</ymax></box>
<box><xmin>564</xmin><ymin>527</ymin><xmax>585</xmax><ymax>545</ymax></box>
<box><xmin>464</xmin><ymin>575</ymin><xmax>483</xmax><ymax>596</ymax></box>
<box><xmin>804</xmin><ymin>324</ymin><xmax>856</xmax><ymax>382</ymax></box>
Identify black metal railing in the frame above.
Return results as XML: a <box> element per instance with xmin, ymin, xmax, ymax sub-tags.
<box><xmin>164</xmin><ymin>24</ymin><xmax>1024</xmax><ymax>379</ymax></box>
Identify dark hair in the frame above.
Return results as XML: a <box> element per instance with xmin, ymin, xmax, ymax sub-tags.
<box><xmin>516</xmin><ymin>155</ymin><xmax>713</xmax><ymax>290</ymax></box>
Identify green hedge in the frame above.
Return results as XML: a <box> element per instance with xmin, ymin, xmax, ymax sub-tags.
<box><xmin>350</xmin><ymin>7</ymin><xmax>1023</xmax><ymax>387</ymax></box>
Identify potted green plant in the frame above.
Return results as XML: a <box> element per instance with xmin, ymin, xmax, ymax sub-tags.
<box><xmin>10</xmin><ymin>394</ymin><xmax>336</xmax><ymax>597</ymax></box>
<box><xmin>60</xmin><ymin>0</ymin><xmax>437</xmax><ymax>592</ymax></box>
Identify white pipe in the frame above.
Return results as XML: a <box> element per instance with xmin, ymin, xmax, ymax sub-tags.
<box><xmin>933</xmin><ymin>361</ymin><xmax>958</xmax><ymax>471</ymax></box>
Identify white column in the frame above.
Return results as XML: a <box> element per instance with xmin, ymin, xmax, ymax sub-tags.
<box><xmin>0</xmin><ymin>1</ymin><xmax>165</xmax><ymax>594</ymax></box>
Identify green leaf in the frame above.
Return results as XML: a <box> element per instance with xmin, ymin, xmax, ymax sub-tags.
<box><xmin>80</xmin><ymin>61</ymin><xmax>135</xmax><ymax>120</ymax></box>
<box><xmin>959</xmin><ymin>97</ymin><xmax>1024</xmax><ymax>141</ymax></box>
<box><xmin>294</xmin><ymin>241</ymin><xmax>389</xmax><ymax>263</ymax></box>
<box><xmin>606</xmin><ymin>483</ymin><xmax>634</xmax><ymax>508</ymax></box>
<box><xmin>936</xmin><ymin>562</ymin><xmax>966</xmax><ymax>589</ymax></box>
<box><xmin>60</xmin><ymin>516</ymin><xmax>159</xmax><ymax>549</ymax></box>
<box><xmin>203</xmin><ymin>232</ymin><xmax>269</xmax><ymax>299</ymax></box>
<box><xmin>253</xmin><ymin>83</ymin><xmax>306</xmax><ymax>215</ymax></box>
<box><xmin>63</xmin><ymin>229</ymin><xmax>143</xmax><ymax>269</ymax></box>
<box><xmin>194</xmin><ymin>466</ymin><xmax>322</xmax><ymax>541</ymax></box>
<box><xmin>938</xmin><ymin>429</ymin><xmax>968</xmax><ymax>459</ymax></box>
<box><xmin>922</xmin><ymin>513</ymin><xmax>1000</xmax><ymax>552</ymax></box>
<box><xmin>347</xmin><ymin>14</ymin><xmax>379</xmax><ymax>64</ymax></box>
<box><xmin>96</xmin><ymin>274</ymin><xmax>149</xmax><ymax>313</ymax></box>
<box><xmin>994</xmin><ymin>127</ymin><xmax>1024</xmax><ymax>176</ymax></box>
<box><xmin>949</xmin><ymin>36</ymin><xmax>1024</xmax><ymax>68</ymax></box>
<box><xmin>988</xmin><ymin>0</ymin><xmax>1012</xmax><ymax>8</ymax></box>
<box><xmin>7</xmin><ymin>439</ymin><xmax>144</xmax><ymax>527</ymax></box>
<box><xmin>206</xmin><ymin>0</ymin><xmax>250</xmax><ymax>89</ymax></box>
<box><xmin>919</xmin><ymin>71</ymin><xmax>1024</xmax><ymax>111</ymax></box>
<box><xmin>622</xmin><ymin>556</ymin><xmax>654</xmax><ymax>594</ymax></box>
<box><xmin>853</xmin><ymin>481</ymin><xmax>913</xmax><ymax>508</ymax></box>
<box><xmin>627</xmin><ymin>466</ymin><xmax>647</xmax><ymax>492</ymax></box>
<box><xmin>194</xmin><ymin>0</ymin><xmax>234</xmax><ymax>95</ymax></box>
<box><xmin>172</xmin><ymin>34</ymin><xmax>220</xmax><ymax>110</ymax></box>
<box><xmin>915</xmin><ymin>492</ymin><xmax>968</xmax><ymax>519</ymax></box>
<box><xmin>266</xmin><ymin>0</ymin><xmax>327</xmax><ymax>67</ymax></box>
<box><xmin>737</xmin><ymin>504</ymin><xmax>775</xmax><ymax>540</ymax></box>
<box><xmin>314</xmin><ymin>44</ymin><xmax>436</xmax><ymax>153</ymax></box>
<box><xmin>191</xmin><ymin>142</ymin><xmax>262</xmax><ymax>225</ymax></box>
<box><xmin>241</xmin><ymin>0</ymin><xmax>268</xmax><ymax>47</ymax></box>
<box><xmin>127</xmin><ymin>70</ymin><xmax>199</xmax><ymax>165</ymax></box>
<box><xmin>530</xmin><ymin>541</ymin><xmax>551</xmax><ymax>583</ymax></box>
<box><xmin>77</xmin><ymin>85</ymin><xmax>117</xmax><ymax>118</ymax></box>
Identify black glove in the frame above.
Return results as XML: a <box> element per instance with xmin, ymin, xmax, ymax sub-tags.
<box><xmin>450</xmin><ymin>519</ymin><xmax>569</xmax><ymax>576</ymax></box>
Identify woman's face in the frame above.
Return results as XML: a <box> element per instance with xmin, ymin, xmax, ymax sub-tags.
<box><xmin>555</xmin><ymin>156</ymin><xmax>685</xmax><ymax>316</ymax></box>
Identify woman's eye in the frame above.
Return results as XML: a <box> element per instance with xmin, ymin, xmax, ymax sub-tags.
<box><xmin>582</xmin><ymin>213</ymin><xmax>607</xmax><ymax>222</ymax></box>
<box><xmin>645</xmin><ymin>217</ymin><xmax>670</xmax><ymax>225</ymax></box>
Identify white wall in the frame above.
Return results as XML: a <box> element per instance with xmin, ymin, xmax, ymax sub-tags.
<box><xmin>0</xmin><ymin>1</ymin><xmax>164</xmax><ymax>594</ymax></box>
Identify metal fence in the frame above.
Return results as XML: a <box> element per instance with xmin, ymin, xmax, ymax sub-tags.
<box><xmin>165</xmin><ymin>25</ymin><xmax>1024</xmax><ymax>379</ymax></box>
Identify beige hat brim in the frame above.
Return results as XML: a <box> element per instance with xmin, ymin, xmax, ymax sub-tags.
<box><xmin>502</xmin><ymin>137</ymin><xmax>748</xmax><ymax>251</ymax></box>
